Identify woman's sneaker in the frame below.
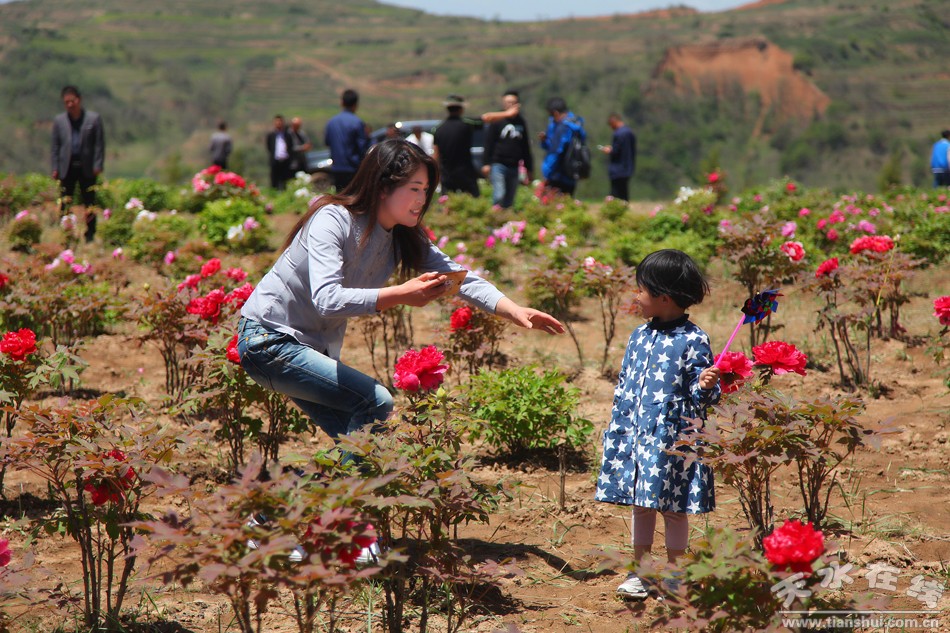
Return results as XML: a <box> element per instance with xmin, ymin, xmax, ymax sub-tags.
<box><xmin>616</xmin><ymin>573</ymin><xmax>649</xmax><ymax>600</ymax></box>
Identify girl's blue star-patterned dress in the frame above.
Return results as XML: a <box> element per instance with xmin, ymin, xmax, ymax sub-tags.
<box><xmin>595</xmin><ymin>315</ymin><xmax>721</xmax><ymax>513</ymax></box>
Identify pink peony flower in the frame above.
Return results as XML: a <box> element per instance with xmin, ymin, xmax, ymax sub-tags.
<box><xmin>753</xmin><ymin>340</ymin><xmax>807</xmax><ymax>376</ymax></box>
<box><xmin>112</xmin><ymin>247</ymin><xmax>124</xmax><ymax>260</ymax></box>
<box><xmin>0</xmin><ymin>538</ymin><xmax>10</xmax><ymax>567</ymax></box>
<box><xmin>715</xmin><ymin>351</ymin><xmax>754</xmax><ymax>394</ymax></box>
<box><xmin>200</xmin><ymin>258</ymin><xmax>222</xmax><ymax>278</ymax></box>
<box><xmin>826</xmin><ymin>229</ymin><xmax>839</xmax><ymax>241</ymax></box>
<box><xmin>849</xmin><ymin>235</ymin><xmax>894</xmax><ymax>254</ymax></box>
<box><xmin>780</xmin><ymin>241</ymin><xmax>805</xmax><ymax>262</ymax></box>
<box><xmin>186</xmin><ymin>288</ymin><xmax>227</xmax><ymax>324</ymax></box>
<box><xmin>225</xmin><ymin>267</ymin><xmax>248</xmax><ymax>282</ymax></box>
<box><xmin>224</xmin><ymin>283</ymin><xmax>254</xmax><ymax>309</ymax></box>
<box><xmin>164</xmin><ymin>251</ymin><xmax>177</xmax><ymax>265</ymax></box>
<box><xmin>815</xmin><ymin>257</ymin><xmax>839</xmax><ymax>277</ymax></box>
<box><xmin>781</xmin><ymin>221</ymin><xmax>797</xmax><ymax>238</ymax></box>
<box><xmin>484</xmin><ymin>236</ymin><xmax>496</xmax><ymax>249</ymax></box>
<box><xmin>393</xmin><ymin>345</ymin><xmax>449</xmax><ymax>392</ymax></box>
<box><xmin>177</xmin><ymin>274</ymin><xmax>202</xmax><ymax>292</ymax></box>
<box><xmin>798</xmin><ymin>207</ymin><xmax>810</xmax><ymax>217</ymax></box>
<box><xmin>763</xmin><ymin>519</ymin><xmax>825</xmax><ymax>575</ymax></box>
<box><xmin>934</xmin><ymin>296</ymin><xmax>950</xmax><ymax>326</ymax></box>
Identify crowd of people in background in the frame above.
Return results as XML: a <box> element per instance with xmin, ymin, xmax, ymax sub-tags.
<box><xmin>51</xmin><ymin>83</ymin><xmax>950</xmax><ymax>244</ymax></box>
<box><xmin>243</xmin><ymin>88</ymin><xmax>639</xmax><ymax>204</ymax></box>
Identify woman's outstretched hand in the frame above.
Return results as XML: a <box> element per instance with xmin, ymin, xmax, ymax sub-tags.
<box><xmin>496</xmin><ymin>298</ymin><xmax>565</xmax><ymax>335</ymax></box>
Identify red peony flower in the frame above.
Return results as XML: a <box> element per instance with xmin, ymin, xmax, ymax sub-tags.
<box><xmin>84</xmin><ymin>448</ymin><xmax>137</xmax><ymax>506</ymax></box>
<box><xmin>0</xmin><ymin>328</ymin><xmax>37</xmax><ymax>361</ymax></box>
<box><xmin>753</xmin><ymin>340</ymin><xmax>807</xmax><ymax>376</ymax></box>
<box><xmin>707</xmin><ymin>171</ymin><xmax>721</xmax><ymax>184</ymax></box>
<box><xmin>849</xmin><ymin>235</ymin><xmax>894</xmax><ymax>255</ymax></box>
<box><xmin>186</xmin><ymin>288</ymin><xmax>227</xmax><ymax>324</ymax></box>
<box><xmin>449</xmin><ymin>305</ymin><xmax>474</xmax><ymax>332</ymax></box>
<box><xmin>780</xmin><ymin>241</ymin><xmax>805</xmax><ymax>262</ymax></box>
<box><xmin>0</xmin><ymin>538</ymin><xmax>10</xmax><ymax>567</ymax></box>
<box><xmin>815</xmin><ymin>257</ymin><xmax>839</xmax><ymax>278</ymax></box>
<box><xmin>714</xmin><ymin>351</ymin><xmax>754</xmax><ymax>394</ymax></box>
<box><xmin>763</xmin><ymin>519</ymin><xmax>825</xmax><ymax>574</ymax></box>
<box><xmin>786</xmin><ymin>182</ymin><xmax>797</xmax><ymax>193</ymax></box>
<box><xmin>177</xmin><ymin>274</ymin><xmax>202</xmax><ymax>292</ymax></box>
<box><xmin>393</xmin><ymin>345</ymin><xmax>448</xmax><ymax>392</ymax></box>
<box><xmin>0</xmin><ymin>272</ymin><xmax>9</xmax><ymax>291</ymax></box>
<box><xmin>225</xmin><ymin>267</ymin><xmax>248</xmax><ymax>282</ymax></box>
<box><xmin>826</xmin><ymin>228</ymin><xmax>838</xmax><ymax>241</ymax></box>
<box><xmin>200</xmin><ymin>258</ymin><xmax>222</xmax><ymax>278</ymax></box>
<box><xmin>934</xmin><ymin>296</ymin><xmax>950</xmax><ymax>326</ymax></box>
<box><xmin>226</xmin><ymin>334</ymin><xmax>241</xmax><ymax>364</ymax></box>
<box><xmin>303</xmin><ymin>519</ymin><xmax>377</xmax><ymax>568</ymax></box>
<box><xmin>214</xmin><ymin>171</ymin><xmax>246</xmax><ymax>189</ymax></box>
<box><xmin>204</xmin><ymin>165</ymin><xmax>223</xmax><ymax>175</ymax></box>
<box><xmin>225</xmin><ymin>283</ymin><xmax>255</xmax><ymax>310</ymax></box>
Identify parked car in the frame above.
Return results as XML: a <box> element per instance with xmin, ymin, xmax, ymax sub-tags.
<box><xmin>305</xmin><ymin>119</ymin><xmax>485</xmax><ymax>185</ymax></box>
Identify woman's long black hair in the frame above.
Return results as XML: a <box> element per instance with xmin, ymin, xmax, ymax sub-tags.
<box><xmin>283</xmin><ymin>139</ymin><xmax>439</xmax><ymax>278</ymax></box>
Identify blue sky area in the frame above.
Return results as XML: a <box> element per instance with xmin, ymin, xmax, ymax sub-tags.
<box><xmin>381</xmin><ymin>0</ymin><xmax>752</xmax><ymax>21</ymax></box>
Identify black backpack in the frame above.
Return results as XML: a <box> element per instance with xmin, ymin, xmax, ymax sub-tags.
<box><xmin>561</xmin><ymin>127</ymin><xmax>592</xmax><ymax>181</ymax></box>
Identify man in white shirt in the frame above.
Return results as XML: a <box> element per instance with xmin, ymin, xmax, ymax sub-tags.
<box><xmin>266</xmin><ymin>114</ymin><xmax>294</xmax><ymax>190</ymax></box>
<box><xmin>407</xmin><ymin>125</ymin><xmax>434</xmax><ymax>156</ymax></box>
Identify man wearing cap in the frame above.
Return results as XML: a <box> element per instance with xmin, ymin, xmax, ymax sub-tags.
<box><xmin>433</xmin><ymin>94</ymin><xmax>481</xmax><ymax>197</ymax></box>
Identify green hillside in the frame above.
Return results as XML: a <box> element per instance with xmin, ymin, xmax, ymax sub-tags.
<box><xmin>1</xmin><ymin>0</ymin><xmax>948</xmax><ymax>197</ymax></box>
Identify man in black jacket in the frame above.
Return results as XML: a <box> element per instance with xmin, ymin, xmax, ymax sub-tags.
<box><xmin>481</xmin><ymin>90</ymin><xmax>533</xmax><ymax>209</ymax></box>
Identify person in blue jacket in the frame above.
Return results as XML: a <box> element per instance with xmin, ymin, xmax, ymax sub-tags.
<box><xmin>930</xmin><ymin>130</ymin><xmax>950</xmax><ymax>188</ymax></box>
<box><xmin>324</xmin><ymin>89</ymin><xmax>371</xmax><ymax>192</ymax></box>
<box><xmin>595</xmin><ymin>249</ymin><xmax>721</xmax><ymax>600</ymax></box>
<box><xmin>539</xmin><ymin>97</ymin><xmax>585</xmax><ymax>196</ymax></box>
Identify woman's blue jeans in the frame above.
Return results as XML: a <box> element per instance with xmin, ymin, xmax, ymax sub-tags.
<box><xmin>236</xmin><ymin>317</ymin><xmax>393</xmax><ymax>440</ymax></box>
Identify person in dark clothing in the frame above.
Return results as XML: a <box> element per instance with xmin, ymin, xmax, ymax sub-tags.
<box><xmin>481</xmin><ymin>90</ymin><xmax>533</xmax><ymax>209</ymax></box>
<box><xmin>324</xmin><ymin>89</ymin><xmax>371</xmax><ymax>192</ymax></box>
<box><xmin>51</xmin><ymin>85</ymin><xmax>105</xmax><ymax>242</ymax></box>
<box><xmin>209</xmin><ymin>120</ymin><xmax>232</xmax><ymax>169</ymax></box>
<box><xmin>265</xmin><ymin>114</ymin><xmax>294</xmax><ymax>190</ymax></box>
<box><xmin>433</xmin><ymin>95</ymin><xmax>481</xmax><ymax>197</ymax></box>
<box><xmin>602</xmin><ymin>113</ymin><xmax>637</xmax><ymax>201</ymax></box>
<box><xmin>289</xmin><ymin>117</ymin><xmax>312</xmax><ymax>174</ymax></box>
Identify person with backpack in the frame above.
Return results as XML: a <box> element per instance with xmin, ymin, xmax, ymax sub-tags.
<box><xmin>539</xmin><ymin>97</ymin><xmax>587</xmax><ymax>197</ymax></box>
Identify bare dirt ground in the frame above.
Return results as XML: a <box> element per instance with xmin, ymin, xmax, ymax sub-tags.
<box><xmin>2</xmin><ymin>211</ymin><xmax>949</xmax><ymax>632</ymax></box>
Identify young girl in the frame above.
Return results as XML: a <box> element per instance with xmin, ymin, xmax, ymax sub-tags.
<box><xmin>595</xmin><ymin>249</ymin><xmax>721</xmax><ymax>599</ymax></box>
<box><xmin>237</xmin><ymin>139</ymin><xmax>564</xmax><ymax>442</ymax></box>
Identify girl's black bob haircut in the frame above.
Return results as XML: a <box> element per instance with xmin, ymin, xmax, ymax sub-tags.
<box><xmin>635</xmin><ymin>249</ymin><xmax>710</xmax><ymax>309</ymax></box>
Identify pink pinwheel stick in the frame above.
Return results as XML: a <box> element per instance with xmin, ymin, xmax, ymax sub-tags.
<box><xmin>715</xmin><ymin>315</ymin><xmax>746</xmax><ymax>368</ymax></box>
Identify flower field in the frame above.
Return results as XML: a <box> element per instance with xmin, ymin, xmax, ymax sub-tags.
<box><xmin>0</xmin><ymin>170</ymin><xmax>948</xmax><ymax>632</ymax></box>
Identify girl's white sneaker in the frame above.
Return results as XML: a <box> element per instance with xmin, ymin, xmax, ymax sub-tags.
<box><xmin>616</xmin><ymin>573</ymin><xmax>649</xmax><ymax>599</ymax></box>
